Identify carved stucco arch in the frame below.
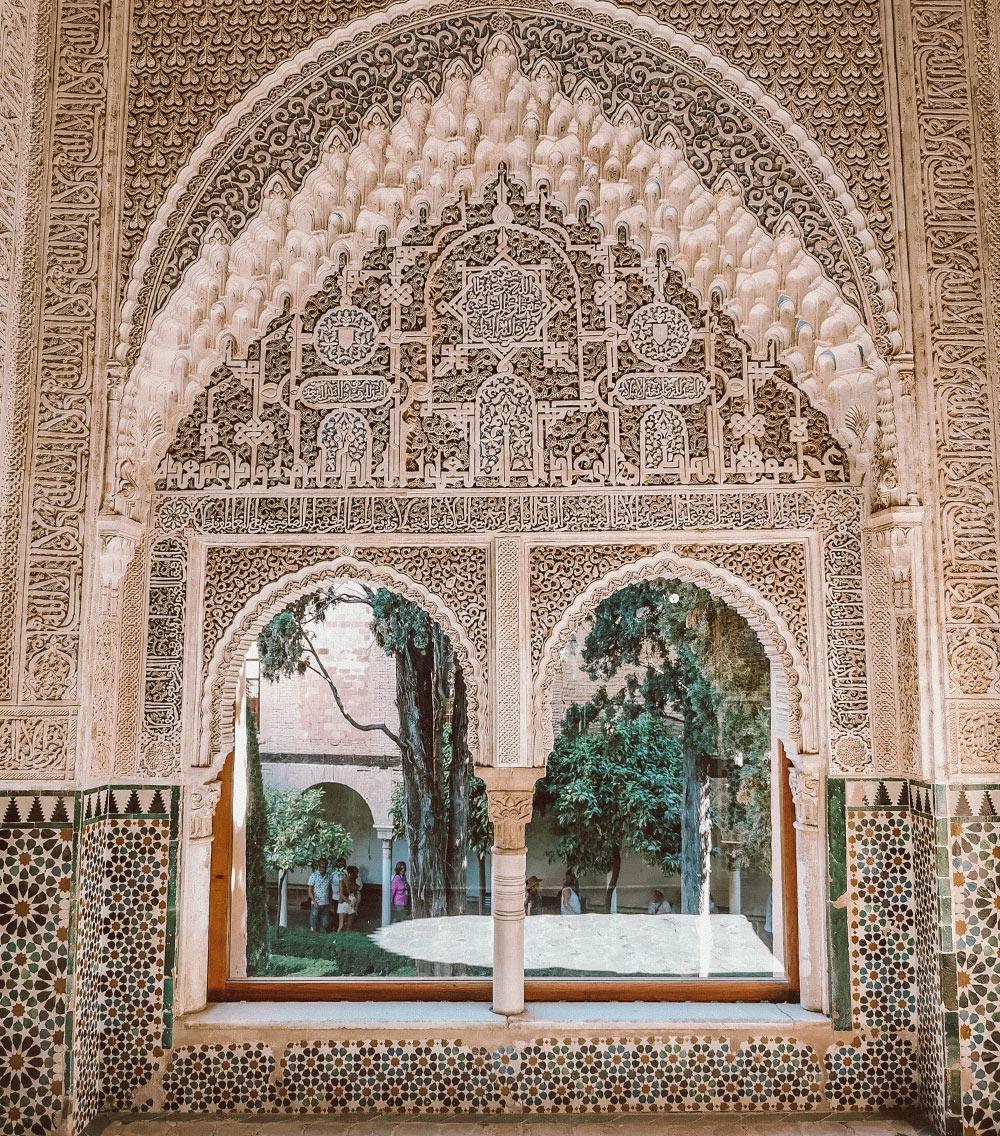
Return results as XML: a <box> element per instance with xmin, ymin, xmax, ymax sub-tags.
<box><xmin>200</xmin><ymin>557</ymin><xmax>489</xmax><ymax>775</ymax></box>
<box><xmin>110</xmin><ymin>0</ymin><xmax>908</xmax><ymax>520</ymax></box>
<box><xmin>531</xmin><ymin>547</ymin><xmax>814</xmax><ymax>768</ymax></box>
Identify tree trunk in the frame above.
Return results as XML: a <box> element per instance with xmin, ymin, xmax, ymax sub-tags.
<box><xmin>396</xmin><ymin>636</ymin><xmax>448</xmax><ymax>919</ymax></box>
<box><xmin>681</xmin><ymin>737</ymin><xmax>712</xmax><ymax>914</ymax></box>
<box><xmin>605</xmin><ymin>842</ymin><xmax>622</xmax><ymax>913</ymax></box>
<box><xmin>446</xmin><ymin>662</ymin><xmax>471</xmax><ymax>916</ymax></box>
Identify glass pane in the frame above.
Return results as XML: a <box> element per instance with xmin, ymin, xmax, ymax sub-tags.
<box><xmin>523</xmin><ymin>578</ymin><xmax>785</xmax><ymax>981</ymax></box>
<box><xmin>237</xmin><ymin>582</ymin><xmax>491</xmax><ymax>978</ymax></box>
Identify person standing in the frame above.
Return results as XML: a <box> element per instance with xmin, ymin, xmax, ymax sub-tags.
<box><xmin>308</xmin><ymin>858</ymin><xmax>334</xmax><ymax>932</ymax></box>
<box><xmin>329</xmin><ymin>857</ymin><xmax>346</xmax><ymax>931</ymax></box>
<box><xmin>390</xmin><ymin>861</ymin><xmax>410</xmax><ymax>922</ymax></box>
<box><xmin>338</xmin><ymin>865</ymin><xmax>362</xmax><ymax>931</ymax></box>
<box><xmin>647</xmin><ymin>889</ymin><xmax>672</xmax><ymax>915</ymax></box>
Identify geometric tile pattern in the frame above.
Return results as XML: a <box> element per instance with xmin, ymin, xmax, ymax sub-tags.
<box><xmin>156</xmin><ymin>1036</ymin><xmax>830</xmax><ymax>1113</ymax></box>
<box><xmin>911</xmin><ymin>784</ymin><xmax>948</xmax><ymax>1136</ymax></box>
<box><xmin>8</xmin><ymin>777</ymin><xmax>987</xmax><ymax>1129</ymax></box>
<box><xmin>71</xmin><ymin>787</ymin><xmax>178</xmax><ymax>1135</ymax></box>
<box><xmin>844</xmin><ymin>782</ymin><xmax>919</xmax><ymax>1034</ymax></box>
<box><xmin>0</xmin><ymin>794</ymin><xmax>76</xmax><ymax>1136</ymax></box>
<box><xmin>947</xmin><ymin>788</ymin><xmax>1000</xmax><ymax>1136</ymax></box>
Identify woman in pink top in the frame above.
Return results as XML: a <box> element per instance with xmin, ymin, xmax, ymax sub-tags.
<box><xmin>390</xmin><ymin>861</ymin><xmax>410</xmax><ymax>923</ymax></box>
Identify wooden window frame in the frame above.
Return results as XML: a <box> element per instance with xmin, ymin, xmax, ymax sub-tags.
<box><xmin>208</xmin><ymin>746</ymin><xmax>799</xmax><ymax>1003</ymax></box>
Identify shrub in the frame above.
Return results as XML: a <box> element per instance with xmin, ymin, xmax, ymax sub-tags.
<box><xmin>245</xmin><ymin>709</ymin><xmax>270</xmax><ymax>973</ymax></box>
<box><xmin>271</xmin><ymin>926</ymin><xmax>416</xmax><ymax>976</ymax></box>
<box><xmin>261</xmin><ymin>953</ymin><xmax>340</xmax><ymax>978</ymax></box>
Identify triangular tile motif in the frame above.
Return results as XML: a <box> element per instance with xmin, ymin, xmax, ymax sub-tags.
<box><xmin>874</xmin><ymin>781</ymin><xmax>893</xmax><ymax>807</ymax></box>
<box><xmin>895</xmin><ymin>781</ymin><xmax>910</xmax><ymax>810</ymax></box>
<box><xmin>49</xmin><ymin>796</ymin><xmax>71</xmax><ymax>824</ymax></box>
<box><xmin>148</xmin><ymin>789</ymin><xmax>169</xmax><ymax>816</ymax></box>
<box><xmin>1</xmin><ymin>796</ymin><xmax>21</xmax><ymax>825</ymax></box>
<box><xmin>83</xmin><ymin>792</ymin><xmax>93</xmax><ymax>821</ymax></box>
<box><xmin>25</xmin><ymin>796</ymin><xmax>45</xmax><ymax>823</ymax></box>
<box><xmin>954</xmin><ymin>790</ymin><xmax>973</xmax><ymax>817</ymax></box>
<box><xmin>124</xmin><ymin>789</ymin><xmax>143</xmax><ymax>816</ymax></box>
<box><xmin>978</xmin><ymin>791</ymin><xmax>997</xmax><ymax>818</ymax></box>
<box><xmin>106</xmin><ymin>788</ymin><xmax>120</xmax><ymax>816</ymax></box>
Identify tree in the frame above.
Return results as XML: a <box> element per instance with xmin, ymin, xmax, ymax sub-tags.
<box><xmin>578</xmin><ymin>579</ymin><xmax>770</xmax><ymax>913</ymax></box>
<box><xmin>245</xmin><ymin>708</ymin><xmax>270</xmax><ymax>971</ymax></box>
<box><xmin>262</xmin><ymin>787</ymin><xmax>352</xmax><ymax>927</ymax></box>
<box><xmin>535</xmin><ymin>698</ymin><xmax>684</xmax><ymax>911</ymax></box>
<box><xmin>258</xmin><ymin>585</ymin><xmax>473</xmax><ymax>922</ymax></box>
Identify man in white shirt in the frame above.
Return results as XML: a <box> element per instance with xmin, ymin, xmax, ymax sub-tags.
<box><xmin>308</xmin><ymin>858</ymin><xmax>334</xmax><ymax>932</ymax></box>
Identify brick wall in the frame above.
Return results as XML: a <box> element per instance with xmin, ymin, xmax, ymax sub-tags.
<box><xmin>258</xmin><ymin>605</ymin><xmax>398</xmax><ymax>758</ymax></box>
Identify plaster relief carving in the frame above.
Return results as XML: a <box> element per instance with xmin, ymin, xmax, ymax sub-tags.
<box><xmin>188</xmin><ymin>780</ymin><xmax>222</xmax><ymax>838</ymax></box>
<box><xmin>789</xmin><ymin>766</ymin><xmax>821</xmax><ymax>830</ymax></box>
<box><xmin>530</xmin><ymin>545</ymin><xmax>814</xmax><ymax>763</ymax></box>
<box><xmin>200</xmin><ymin>554</ymin><xmax>489</xmax><ymax>772</ymax></box>
<box><xmin>115</xmin><ymin>5</ymin><xmax>908</xmax><ymax>520</ymax></box>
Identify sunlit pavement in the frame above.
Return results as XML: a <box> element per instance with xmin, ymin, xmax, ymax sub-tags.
<box><xmin>372</xmin><ymin>913</ymin><xmax>782</xmax><ymax>976</ymax></box>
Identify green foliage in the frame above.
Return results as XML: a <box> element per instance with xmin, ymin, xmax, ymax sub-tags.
<box><xmin>260</xmin><ymin>953</ymin><xmax>340</xmax><ymax>978</ymax></box>
<box><xmin>267</xmin><ymin>926</ymin><xmax>417</xmax><ymax>976</ymax></box>
<box><xmin>467</xmin><ymin>774</ymin><xmax>493</xmax><ymax>860</ymax></box>
<box><xmin>368</xmin><ymin>589</ymin><xmax>434</xmax><ymax>655</ymax></box>
<box><xmin>244</xmin><ymin>709</ymin><xmax>270</xmax><ymax>973</ymax></box>
<box><xmin>388</xmin><ymin>739</ymin><xmax>492</xmax><ymax>857</ymax></box>
<box><xmin>578</xmin><ymin>578</ymin><xmax>772</xmax><ymax>868</ymax></box>
<box><xmin>263</xmin><ymin>787</ymin><xmax>352</xmax><ymax>875</ymax></box>
<box><xmin>537</xmin><ymin>704</ymin><xmax>684</xmax><ymax>882</ymax></box>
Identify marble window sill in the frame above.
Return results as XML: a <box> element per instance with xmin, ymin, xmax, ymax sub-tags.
<box><xmin>176</xmin><ymin>1001</ymin><xmax>831</xmax><ymax>1041</ymax></box>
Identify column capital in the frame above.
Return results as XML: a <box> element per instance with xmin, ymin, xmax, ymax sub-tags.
<box><xmin>475</xmin><ymin>766</ymin><xmax>543</xmax><ymax>851</ymax></box>
<box><xmin>375</xmin><ymin>825</ymin><xmax>394</xmax><ymax>842</ymax></box>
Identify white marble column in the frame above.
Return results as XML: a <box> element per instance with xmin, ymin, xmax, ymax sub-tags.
<box><xmin>376</xmin><ymin>825</ymin><xmax>393</xmax><ymax>927</ymax></box>
<box><xmin>479</xmin><ymin>767</ymin><xmax>541</xmax><ymax>1016</ymax></box>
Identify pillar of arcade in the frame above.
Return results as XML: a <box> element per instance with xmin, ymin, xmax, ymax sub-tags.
<box><xmin>477</xmin><ymin>766</ymin><xmax>542</xmax><ymax>1015</ymax></box>
<box><xmin>376</xmin><ymin>825</ymin><xmax>394</xmax><ymax>927</ymax></box>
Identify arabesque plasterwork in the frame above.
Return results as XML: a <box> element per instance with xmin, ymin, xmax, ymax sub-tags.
<box><xmin>198</xmin><ymin>553</ymin><xmax>490</xmax><ymax>774</ymax></box>
<box><xmin>529</xmin><ymin>545</ymin><xmax>813</xmax><ymax>764</ymax></box>
<box><xmin>110</xmin><ymin>1</ymin><xmax>912</xmax><ymax>531</ymax></box>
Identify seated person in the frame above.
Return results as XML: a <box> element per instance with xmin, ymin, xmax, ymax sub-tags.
<box><xmin>647</xmin><ymin>889</ymin><xmax>671</xmax><ymax>915</ymax></box>
<box><xmin>524</xmin><ymin>875</ymin><xmax>544</xmax><ymax>916</ymax></box>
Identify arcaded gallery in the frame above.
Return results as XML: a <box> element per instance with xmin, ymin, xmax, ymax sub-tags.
<box><xmin>1</xmin><ymin>0</ymin><xmax>999</xmax><ymax>1132</ymax></box>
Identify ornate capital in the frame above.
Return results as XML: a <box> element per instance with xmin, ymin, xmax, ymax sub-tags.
<box><xmin>870</xmin><ymin>508</ymin><xmax>923</xmax><ymax>610</ymax></box>
<box><xmin>477</xmin><ymin>765</ymin><xmax>542</xmax><ymax>851</ymax></box>
<box><xmin>788</xmin><ymin>764</ymin><xmax>821</xmax><ymax>831</ymax></box>
<box><xmin>188</xmin><ymin>780</ymin><xmax>222</xmax><ymax>839</ymax></box>
<box><xmin>97</xmin><ymin>514</ymin><xmax>144</xmax><ymax>614</ymax></box>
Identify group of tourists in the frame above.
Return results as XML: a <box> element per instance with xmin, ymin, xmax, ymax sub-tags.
<box><xmin>524</xmin><ymin>874</ymin><xmax>676</xmax><ymax>916</ymax></box>
<box><xmin>306</xmin><ymin>857</ymin><xmax>362</xmax><ymax>932</ymax></box>
<box><xmin>523</xmin><ymin>871</ymin><xmax>583</xmax><ymax>916</ymax></box>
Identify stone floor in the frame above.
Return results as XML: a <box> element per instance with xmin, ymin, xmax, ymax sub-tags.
<box><xmin>94</xmin><ymin>1112</ymin><xmax>928</xmax><ymax>1135</ymax></box>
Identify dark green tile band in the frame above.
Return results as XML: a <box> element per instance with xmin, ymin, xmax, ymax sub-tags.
<box><xmin>827</xmin><ymin>777</ymin><xmax>851</xmax><ymax>1031</ymax></box>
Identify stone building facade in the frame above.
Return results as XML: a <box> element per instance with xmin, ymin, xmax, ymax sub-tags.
<box><xmin>1</xmin><ymin>0</ymin><xmax>1000</xmax><ymax>1132</ymax></box>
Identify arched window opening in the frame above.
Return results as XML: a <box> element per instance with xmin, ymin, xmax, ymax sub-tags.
<box><xmin>210</xmin><ymin>572</ymin><xmax>798</xmax><ymax>1002</ymax></box>
<box><xmin>210</xmin><ymin>580</ymin><xmax>495</xmax><ymax>997</ymax></box>
<box><xmin>523</xmin><ymin>576</ymin><xmax>798</xmax><ymax>996</ymax></box>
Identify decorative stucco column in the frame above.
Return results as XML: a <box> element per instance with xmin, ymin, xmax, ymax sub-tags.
<box><xmin>477</xmin><ymin>766</ymin><xmax>542</xmax><ymax>1016</ymax></box>
<box><xmin>376</xmin><ymin>825</ymin><xmax>393</xmax><ymax>927</ymax></box>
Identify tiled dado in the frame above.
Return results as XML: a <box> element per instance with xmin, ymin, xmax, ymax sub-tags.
<box><xmin>71</xmin><ymin>786</ymin><xmax>179</xmax><ymax>1134</ymax></box>
<box><xmin>4</xmin><ymin>778</ymin><xmax>980</xmax><ymax>1128</ymax></box>
<box><xmin>142</xmin><ymin>1032</ymin><xmax>921</xmax><ymax>1114</ymax></box>
<box><xmin>942</xmin><ymin>785</ymin><xmax>1000</xmax><ymax>1136</ymax></box>
<box><xmin>0</xmin><ymin>793</ymin><xmax>76</xmax><ymax>1136</ymax></box>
